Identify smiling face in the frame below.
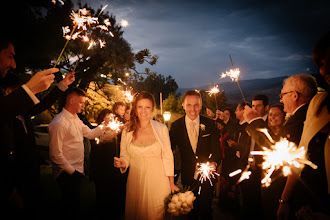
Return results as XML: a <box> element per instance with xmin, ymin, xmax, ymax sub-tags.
<box><xmin>269</xmin><ymin>106</ymin><xmax>285</xmax><ymax>128</ymax></box>
<box><xmin>136</xmin><ymin>98</ymin><xmax>154</xmax><ymax>122</ymax></box>
<box><xmin>0</xmin><ymin>43</ymin><xmax>16</xmax><ymax>79</ymax></box>
<box><xmin>182</xmin><ymin>95</ymin><xmax>202</xmax><ymax>120</ymax></box>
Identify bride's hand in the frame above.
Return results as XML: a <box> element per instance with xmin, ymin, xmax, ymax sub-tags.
<box><xmin>114</xmin><ymin>157</ymin><xmax>126</xmax><ymax>168</ymax></box>
<box><xmin>170</xmin><ymin>183</ymin><xmax>180</xmax><ymax>193</ymax></box>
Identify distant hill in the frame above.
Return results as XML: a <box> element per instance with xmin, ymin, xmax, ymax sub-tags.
<box><xmin>177</xmin><ymin>74</ymin><xmax>328</xmax><ymax>105</ymax></box>
<box><xmin>177</xmin><ymin>76</ymin><xmax>287</xmax><ymax>105</ymax></box>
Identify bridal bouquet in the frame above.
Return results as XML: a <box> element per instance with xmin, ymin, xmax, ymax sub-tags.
<box><xmin>166</xmin><ymin>188</ymin><xmax>196</xmax><ymax>216</ymax></box>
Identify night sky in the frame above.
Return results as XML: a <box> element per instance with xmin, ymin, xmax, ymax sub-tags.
<box><xmin>78</xmin><ymin>0</ymin><xmax>330</xmax><ymax>88</ymax></box>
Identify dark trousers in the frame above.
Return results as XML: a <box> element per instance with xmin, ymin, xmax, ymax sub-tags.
<box><xmin>56</xmin><ymin>172</ymin><xmax>82</xmax><ymax>216</ymax></box>
<box><xmin>187</xmin><ymin>180</ymin><xmax>214</xmax><ymax>220</ymax></box>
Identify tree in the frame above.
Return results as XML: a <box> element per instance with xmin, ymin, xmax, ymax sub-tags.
<box><xmin>131</xmin><ymin>74</ymin><xmax>178</xmax><ymax>106</ymax></box>
<box><xmin>162</xmin><ymin>93</ymin><xmax>184</xmax><ymax>114</ymax></box>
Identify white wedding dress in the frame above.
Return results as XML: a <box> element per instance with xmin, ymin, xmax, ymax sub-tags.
<box><xmin>125</xmin><ymin>141</ymin><xmax>171</xmax><ymax>220</ymax></box>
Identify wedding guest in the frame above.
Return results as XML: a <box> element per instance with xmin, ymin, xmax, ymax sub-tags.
<box><xmin>226</xmin><ymin>102</ymin><xmax>255</xmax><ymax>218</ymax></box>
<box><xmin>268</xmin><ymin>104</ymin><xmax>285</xmax><ymax>135</ymax></box>
<box><xmin>90</xmin><ymin>109</ymin><xmax>126</xmax><ymax>219</ymax></box>
<box><xmin>278</xmin><ymin>31</ymin><xmax>330</xmax><ymax>220</ymax></box>
<box><xmin>1</xmin><ymin>71</ymin><xmax>74</xmax><ymax>216</ymax></box>
<box><xmin>244</xmin><ymin>74</ymin><xmax>317</xmax><ymax>219</ymax></box>
<box><xmin>48</xmin><ymin>87</ymin><xmax>107</xmax><ymax>216</ymax></box>
<box><xmin>124</xmin><ymin>103</ymin><xmax>131</xmax><ymax>122</ymax></box>
<box><xmin>114</xmin><ymin>91</ymin><xmax>179</xmax><ymax>219</ymax></box>
<box><xmin>153</xmin><ymin>114</ymin><xmax>164</xmax><ymax>124</ymax></box>
<box><xmin>113</xmin><ymin>101</ymin><xmax>126</xmax><ymax>123</ymax></box>
<box><xmin>252</xmin><ymin>94</ymin><xmax>270</xmax><ymax>122</ymax></box>
<box><xmin>169</xmin><ymin>90</ymin><xmax>221</xmax><ymax>219</ymax></box>
<box><xmin>0</xmin><ymin>36</ymin><xmax>65</xmax><ymax>215</ymax></box>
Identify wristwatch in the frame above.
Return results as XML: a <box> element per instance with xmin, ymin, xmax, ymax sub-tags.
<box><xmin>278</xmin><ymin>199</ymin><xmax>289</xmax><ymax>204</ymax></box>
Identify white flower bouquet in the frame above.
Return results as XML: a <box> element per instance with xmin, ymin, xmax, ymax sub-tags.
<box><xmin>166</xmin><ymin>189</ymin><xmax>196</xmax><ymax>216</ymax></box>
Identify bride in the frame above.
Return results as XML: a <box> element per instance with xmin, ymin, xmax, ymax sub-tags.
<box><xmin>114</xmin><ymin>91</ymin><xmax>179</xmax><ymax>219</ymax></box>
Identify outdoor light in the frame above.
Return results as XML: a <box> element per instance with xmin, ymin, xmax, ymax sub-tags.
<box><xmin>163</xmin><ymin>111</ymin><xmax>171</xmax><ymax>122</ymax></box>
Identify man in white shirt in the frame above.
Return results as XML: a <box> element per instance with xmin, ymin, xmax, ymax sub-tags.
<box><xmin>49</xmin><ymin>87</ymin><xmax>107</xmax><ymax>216</ymax></box>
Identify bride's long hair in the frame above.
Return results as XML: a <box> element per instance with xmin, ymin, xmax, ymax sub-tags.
<box><xmin>127</xmin><ymin>91</ymin><xmax>156</xmax><ymax>135</ymax></box>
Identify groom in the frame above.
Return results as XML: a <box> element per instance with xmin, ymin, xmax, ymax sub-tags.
<box><xmin>170</xmin><ymin>90</ymin><xmax>221</xmax><ymax>219</ymax></box>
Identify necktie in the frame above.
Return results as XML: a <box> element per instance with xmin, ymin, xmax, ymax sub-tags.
<box><xmin>190</xmin><ymin>121</ymin><xmax>198</xmax><ymax>153</ymax></box>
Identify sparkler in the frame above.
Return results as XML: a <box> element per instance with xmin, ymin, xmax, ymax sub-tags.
<box><xmin>207</xmin><ymin>85</ymin><xmax>220</xmax><ymax>110</ymax></box>
<box><xmin>124</xmin><ymin>89</ymin><xmax>134</xmax><ymax>102</ymax></box>
<box><xmin>54</xmin><ymin>8</ymin><xmax>98</xmax><ymax>68</ymax></box>
<box><xmin>120</xmin><ymin>19</ymin><xmax>129</xmax><ymax>27</ymax></box>
<box><xmin>70</xmin><ymin>5</ymin><xmax>113</xmax><ymax>72</ymax></box>
<box><xmin>250</xmin><ymin>129</ymin><xmax>318</xmax><ymax>187</ymax></box>
<box><xmin>220</xmin><ymin>55</ymin><xmax>246</xmax><ymax>102</ymax></box>
<box><xmin>195</xmin><ymin>155</ymin><xmax>220</xmax><ymax>186</ymax></box>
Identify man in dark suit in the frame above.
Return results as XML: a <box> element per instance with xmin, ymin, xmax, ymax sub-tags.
<box><xmin>170</xmin><ymin>90</ymin><xmax>221</xmax><ymax>219</ymax></box>
<box><xmin>0</xmin><ymin>36</ymin><xmax>74</xmax><ymax>215</ymax></box>
<box><xmin>243</xmin><ymin>74</ymin><xmax>318</xmax><ymax>220</ymax></box>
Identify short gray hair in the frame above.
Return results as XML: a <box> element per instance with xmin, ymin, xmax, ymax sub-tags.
<box><xmin>283</xmin><ymin>74</ymin><xmax>317</xmax><ymax>102</ymax></box>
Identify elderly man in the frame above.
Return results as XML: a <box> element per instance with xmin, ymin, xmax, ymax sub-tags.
<box><xmin>277</xmin><ymin>32</ymin><xmax>330</xmax><ymax>220</ymax></box>
<box><xmin>244</xmin><ymin>74</ymin><xmax>317</xmax><ymax>147</ymax></box>
<box><xmin>243</xmin><ymin>73</ymin><xmax>318</xmax><ymax>219</ymax></box>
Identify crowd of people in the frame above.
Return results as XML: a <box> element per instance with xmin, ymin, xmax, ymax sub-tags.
<box><xmin>0</xmin><ymin>30</ymin><xmax>329</xmax><ymax>220</ymax></box>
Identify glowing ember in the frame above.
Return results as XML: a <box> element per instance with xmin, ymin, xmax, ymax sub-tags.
<box><xmin>196</xmin><ymin>161</ymin><xmax>219</xmax><ymax>186</ymax></box>
<box><xmin>120</xmin><ymin>19</ymin><xmax>129</xmax><ymax>27</ymax></box>
<box><xmin>220</xmin><ymin>68</ymin><xmax>240</xmax><ymax>82</ymax></box>
<box><xmin>106</xmin><ymin>114</ymin><xmax>124</xmax><ymax>132</ymax></box>
<box><xmin>207</xmin><ymin>85</ymin><xmax>220</xmax><ymax>96</ymax></box>
<box><xmin>250</xmin><ymin>130</ymin><xmax>318</xmax><ymax>187</ymax></box>
<box><xmin>124</xmin><ymin>89</ymin><xmax>133</xmax><ymax>102</ymax></box>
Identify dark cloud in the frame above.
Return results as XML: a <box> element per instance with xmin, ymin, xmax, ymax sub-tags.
<box><xmin>80</xmin><ymin>0</ymin><xmax>330</xmax><ymax>87</ymax></box>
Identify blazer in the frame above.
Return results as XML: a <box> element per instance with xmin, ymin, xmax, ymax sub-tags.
<box><xmin>0</xmin><ymin>85</ymin><xmax>65</xmax><ymax>199</ymax></box>
<box><xmin>169</xmin><ymin>115</ymin><xmax>221</xmax><ymax>186</ymax></box>
<box><xmin>119</xmin><ymin>120</ymin><xmax>174</xmax><ymax>177</ymax></box>
<box><xmin>298</xmin><ymin>92</ymin><xmax>330</xmax><ymax>193</ymax></box>
<box><xmin>246</xmin><ymin>103</ymin><xmax>309</xmax><ymax>149</ymax></box>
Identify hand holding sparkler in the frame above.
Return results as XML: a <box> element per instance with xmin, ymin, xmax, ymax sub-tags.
<box><xmin>243</xmin><ymin>105</ymin><xmax>261</xmax><ymax>123</ymax></box>
<box><xmin>60</xmin><ymin>72</ymin><xmax>75</xmax><ymax>87</ymax></box>
<box><xmin>25</xmin><ymin>68</ymin><xmax>58</xmax><ymax>94</ymax></box>
<box><xmin>206</xmin><ymin>108</ymin><xmax>216</xmax><ymax>119</ymax></box>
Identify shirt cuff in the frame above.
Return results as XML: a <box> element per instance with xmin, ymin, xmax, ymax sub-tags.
<box><xmin>21</xmin><ymin>84</ymin><xmax>40</xmax><ymax>105</ymax></box>
<box><xmin>57</xmin><ymin>81</ymin><xmax>68</xmax><ymax>91</ymax></box>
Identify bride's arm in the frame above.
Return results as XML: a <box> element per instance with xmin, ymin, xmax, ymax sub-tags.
<box><xmin>168</xmin><ymin>176</ymin><xmax>179</xmax><ymax>193</ymax></box>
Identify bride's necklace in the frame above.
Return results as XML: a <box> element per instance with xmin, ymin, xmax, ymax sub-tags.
<box><xmin>139</xmin><ymin>124</ymin><xmax>151</xmax><ymax>132</ymax></box>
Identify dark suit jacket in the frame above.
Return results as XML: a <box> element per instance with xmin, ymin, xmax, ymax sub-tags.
<box><xmin>0</xmin><ymin>85</ymin><xmax>65</xmax><ymax>200</ymax></box>
<box><xmin>237</xmin><ymin>122</ymin><xmax>252</xmax><ymax>169</ymax></box>
<box><xmin>246</xmin><ymin>104</ymin><xmax>309</xmax><ymax>148</ymax></box>
<box><xmin>170</xmin><ymin>115</ymin><xmax>221</xmax><ymax>187</ymax></box>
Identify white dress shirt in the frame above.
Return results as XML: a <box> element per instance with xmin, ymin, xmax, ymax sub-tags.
<box><xmin>49</xmin><ymin>108</ymin><xmax>104</xmax><ymax>177</ymax></box>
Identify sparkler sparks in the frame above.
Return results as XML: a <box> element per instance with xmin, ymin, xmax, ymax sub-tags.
<box><xmin>207</xmin><ymin>85</ymin><xmax>220</xmax><ymax>109</ymax></box>
<box><xmin>250</xmin><ymin>130</ymin><xmax>318</xmax><ymax>187</ymax></box>
<box><xmin>220</xmin><ymin>68</ymin><xmax>240</xmax><ymax>82</ymax></box>
<box><xmin>206</xmin><ymin>85</ymin><xmax>220</xmax><ymax>96</ymax></box>
<box><xmin>120</xmin><ymin>19</ymin><xmax>129</xmax><ymax>27</ymax></box>
<box><xmin>124</xmin><ymin>89</ymin><xmax>134</xmax><ymax>102</ymax></box>
<box><xmin>195</xmin><ymin>161</ymin><xmax>219</xmax><ymax>186</ymax></box>
<box><xmin>100</xmin><ymin>114</ymin><xmax>124</xmax><ymax>133</ymax></box>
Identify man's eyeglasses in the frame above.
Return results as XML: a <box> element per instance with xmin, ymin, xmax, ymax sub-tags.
<box><xmin>279</xmin><ymin>91</ymin><xmax>299</xmax><ymax>99</ymax></box>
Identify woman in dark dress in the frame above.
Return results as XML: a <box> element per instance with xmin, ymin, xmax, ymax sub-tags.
<box><xmin>90</xmin><ymin>109</ymin><xmax>126</xmax><ymax>219</ymax></box>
